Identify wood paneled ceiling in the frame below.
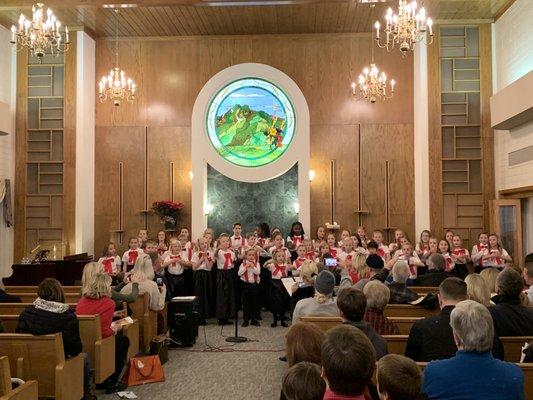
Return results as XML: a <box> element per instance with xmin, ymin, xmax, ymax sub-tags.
<box><xmin>0</xmin><ymin>0</ymin><xmax>514</xmax><ymax>37</ymax></box>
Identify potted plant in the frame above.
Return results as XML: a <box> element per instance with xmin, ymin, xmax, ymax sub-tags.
<box><xmin>152</xmin><ymin>200</ymin><xmax>185</xmax><ymax>231</ymax></box>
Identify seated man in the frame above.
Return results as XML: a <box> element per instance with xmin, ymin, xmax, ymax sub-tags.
<box><xmin>410</xmin><ymin>253</ymin><xmax>453</xmax><ymax>287</ymax></box>
<box><xmin>376</xmin><ymin>354</ymin><xmax>423</xmax><ymax>400</ymax></box>
<box><xmin>423</xmin><ymin>300</ymin><xmax>523</xmax><ymax>400</ymax></box>
<box><xmin>337</xmin><ymin>287</ymin><xmax>388</xmax><ymax>359</ymax></box>
<box><xmin>322</xmin><ymin>325</ymin><xmax>376</xmax><ymax>400</ymax></box>
<box><xmin>387</xmin><ymin>261</ymin><xmax>419</xmax><ymax>304</ymax></box>
<box><xmin>490</xmin><ymin>267</ymin><xmax>533</xmax><ymax>336</ymax></box>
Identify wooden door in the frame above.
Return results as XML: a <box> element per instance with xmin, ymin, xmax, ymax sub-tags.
<box><xmin>489</xmin><ymin>199</ymin><xmax>523</xmax><ymax>267</ymax></box>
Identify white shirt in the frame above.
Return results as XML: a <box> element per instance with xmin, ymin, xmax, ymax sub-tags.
<box><xmin>230</xmin><ymin>235</ymin><xmax>247</xmax><ymax>250</ymax></box>
<box><xmin>164</xmin><ymin>253</ymin><xmax>184</xmax><ymax>275</ymax></box>
<box><xmin>238</xmin><ymin>261</ymin><xmax>260</xmax><ymax>283</ymax></box>
<box><xmin>267</xmin><ymin>263</ymin><xmax>289</xmax><ymax>280</ymax></box>
<box><xmin>122</xmin><ymin>248</ymin><xmax>144</xmax><ymax>266</ymax></box>
<box><xmin>216</xmin><ymin>249</ymin><xmax>235</xmax><ymax>270</ymax></box>
<box><xmin>98</xmin><ymin>256</ymin><xmax>121</xmax><ymax>274</ymax></box>
<box><xmin>482</xmin><ymin>248</ymin><xmax>510</xmax><ymax>268</ymax></box>
<box><xmin>287</xmin><ymin>235</ymin><xmax>305</xmax><ymax>248</ymax></box>
<box><xmin>191</xmin><ymin>250</ymin><xmax>214</xmax><ymax>272</ymax></box>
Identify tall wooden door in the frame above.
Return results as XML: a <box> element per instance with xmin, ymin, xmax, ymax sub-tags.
<box><xmin>489</xmin><ymin>199</ymin><xmax>523</xmax><ymax>267</ymax></box>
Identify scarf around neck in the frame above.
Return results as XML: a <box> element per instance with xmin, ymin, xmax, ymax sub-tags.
<box><xmin>33</xmin><ymin>297</ymin><xmax>69</xmax><ymax>314</ymax></box>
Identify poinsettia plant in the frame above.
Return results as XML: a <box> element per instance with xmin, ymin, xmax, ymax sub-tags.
<box><xmin>152</xmin><ymin>201</ymin><xmax>185</xmax><ymax>230</ymax></box>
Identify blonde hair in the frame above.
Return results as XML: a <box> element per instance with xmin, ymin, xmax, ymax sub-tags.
<box><xmin>480</xmin><ymin>267</ymin><xmax>500</xmax><ymax>295</ymax></box>
<box><xmin>82</xmin><ymin>262</ymin><xmax>104</xmax><ymax>294</ymax></box>
<box><xmin>82</xmin><ymin>273</ymin><xmax>112</xmax><ymax>299</ymax></box>
<box><xmin>300</xmin><ymin>260</ymin><xmax>318</xmax><ymax>283</ymax></box>
<box><xmin>465</xmin><ymin>273</ymin><xmax>491</xmax><ymax>307</ymax></box>
<box><xmin>132</xmin><ymin>254</ymin><xmax>155</xmax><ymax>281</ymax></box>
<box><xmin>352</xmin><ymin>253</ymin><xmax>369</xmax><ymax>280</ymax></box>
<box><xmin>363</xmin><ymin>280</ymin><xmax>390</xmax><ymax>310</ymax></box>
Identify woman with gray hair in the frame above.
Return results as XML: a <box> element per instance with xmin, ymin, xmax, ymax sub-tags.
<box><xmin>363</xmin><ymin>281</ymin><xmax>399</xmax><ymax>335</ymax></box>
<box><xmin>422</xmin><ymin>300</ymin><xmax>523</xmax><ymax>400</ymax></box>
<box><xmin>387</xmin><ymin>260</ymin><xmax>419</xmax><ymax>304</ymax></box>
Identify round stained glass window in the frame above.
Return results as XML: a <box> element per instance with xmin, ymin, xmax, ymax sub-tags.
<box><xmin>206</xmin><ymin>78</ymin><xmax>296</xmax><ymax>167</ymax></box>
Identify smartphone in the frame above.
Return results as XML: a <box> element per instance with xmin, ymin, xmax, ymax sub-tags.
<box><xmin>325</xmin><ymin>258</ymin><xmax>337</xmax><ymax>267</ymax></box>
<box><xmin>156</xmin><ymin>277</ymin><xmax>163</xmax><ymax>286</ymax></box>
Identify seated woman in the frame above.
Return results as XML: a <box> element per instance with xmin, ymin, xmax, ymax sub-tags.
<box><xmin>292</xmin><ymin>270</ymin><xmax>339</xmax><ymax>325</ymax></box>
<box><xmin>83</xmin><ymin>261</ymin><xmax>139</xmax><ymax>308</ymax></box>
<box><xmin>16</xmin><ymin>278</ymin><xmax>95</xmax><ymax>400</ymax></box>
<box><xmin>363</xmin><ymin>280</ymin><xmax>399</xmax><ymax>335</ymax></box>
<box><xmin>120</xmin><ymin>254</ymin><xmax>166</xmax><ymax>311</ymax></box>
<box><xmin>387</xmin><ymin>261</ymin><xmax>419</xmax><ymax>304</ymax></box>
<box><xmin>76</xmin><ymin>273</ymin><xmax>130</xmax><ymax>394</ymax></box>
<box><xmin>290</xmin><ymin>260</ymin><xmax>318</xmax><ymax>310</ymax></box>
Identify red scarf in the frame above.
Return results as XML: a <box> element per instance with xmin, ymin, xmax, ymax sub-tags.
<box><xmin>453</xmin><ymin>248</ymin><xmax>465</xmax><ymax>256</ymax></box>
<box><xmin>445</xmin><ymin>256</ymin><xmax>453</xmax><ymax>272</ymax></box>
<box><xmin>291</xmin><ymin>235</ymin><xmax>303</xmax><ymax>246</ymax></box>
<box><xmin>329</xmin><ymin>247</ymin><xmax>337</xmax><ymax>258</ymax></box>
<box><xmin>102</xmin><ymin>257</ymin><xmax>114</xmax><ymax>274</ymax></box>
<box><xmin>294</xmin><ymin>257</ymin><xmax>306</xmax><ymax>269</ymax></box>
<box><xmin>305</xmin><ymin>251</ymin><xmax>315</xmax><ymax>260</ymax></box>
<box><xmin>223</xmin><ymin>252</ymin><xmax>233</xmax><ymax>270</ymax></box>
<box><xmin>170</xmin><ymin>254</ymin><xmax>181</xmax><ymax>266</ymax></box>
<box><xmin>490</xmin><ymin>249</ymin><xmax>503</xmax><ymax>265</ymax></box>
<box><xmin>128</xmin><ymin>250</ymin><xmax>138</xmax><ymax>265</ymax></box>
<box><xmin>157</xmin><ymin>248</ymin><xmax>165</xmax><ymax>256</ymax></box>
<box><xmin>273</xmin><ymin>264</ymin><xmax>287</xmax><ymax>278</ymax></box>
<box><xmin>476</xmin><ymin>244</ymin><xmax>488</xmax><ymax>266</ymax></box>
<box><xmin>377</xmin><ymin>247</ymin><xmax>385</xmax><ymax>258</ymax></box>
<box><xmin>244</xmin><ymin>263</ymin><xmax>258</xmax><ymax>283</ymax></box>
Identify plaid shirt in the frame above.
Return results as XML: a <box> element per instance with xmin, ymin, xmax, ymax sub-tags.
<box><xmin>364</xmin><ymin>307</ymin><xmax>400</xmax><ymax>335</ymax></box>
<box><xmin>388</xmin><ymin>282</ymin><xmax>420</xmax><ymax>304</ymax></box>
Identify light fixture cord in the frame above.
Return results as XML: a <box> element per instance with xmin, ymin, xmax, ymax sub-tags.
<box><xmin>370</xmin><ymin>4</ymin><xmax>375</xmax><ymax>63</ymax></box>
<box><xmin>114</xmin><ymin>9</ymin><xmax>119</xmax><ymax>67</ymax></box>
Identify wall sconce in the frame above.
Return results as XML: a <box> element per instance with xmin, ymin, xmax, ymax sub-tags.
<box><xmin>309</xmin><ymin>170</ymin><xmax>315</xmax><ymax>182</ymax></box>
<box><xmin>189</xmin><ymin>171</ymin><xmax>194</xmax><ymax>180</ymax></box>
<box><xmin>204</xmin><ymin>203</ymin><xmax>213</xmax><ymax>215</ymax></box>
<box><xmin>293</xmin><ymin>202</ymin><xmax>300</xmax><ymax>214</ymax></box>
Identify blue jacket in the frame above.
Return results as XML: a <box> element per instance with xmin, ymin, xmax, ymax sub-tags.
<box><xmin>423</xmin><ymin>351</ymin><xmax>523</xmax><ymax>400</ymax></box>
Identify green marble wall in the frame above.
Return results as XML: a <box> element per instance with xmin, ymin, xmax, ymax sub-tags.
<box><xmin>206</xmin><ymin>164</ymin><xmax>299</xmax><ymax>238</ymax></box>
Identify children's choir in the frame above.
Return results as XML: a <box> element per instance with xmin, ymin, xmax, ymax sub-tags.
<box><xmin>96</xmin><ymin>224</ymin><xmax>513</xmax><ymax>328</ymax></box>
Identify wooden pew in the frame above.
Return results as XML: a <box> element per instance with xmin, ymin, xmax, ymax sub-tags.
<box><xmin>0</xmin><ymin>304</ymin><xmax>76</xmax><ymax>316</ymax></box>
<box><xmin>409</xmin><ymin>286</ymin><xmax>438</xmax><ymax>296</ymax></box>
<box><xmin>299</xmin><ymin>316</ymin><xmax>343</xmax><ymax>332</ymax></box>
<box><xmin>0</xmin><ymin>356</ymin><xmax>38</xmax><ymax>400</ymax></box>
<box><xmin>7</xmin><ymin>293</ymin><xmax>81</xmax><ymax>304</ymax></box>
<box><xmin>383</xmin><ymin>335</ymin><xmax>408</xmax><ymax>355</ymax></box>
<box><xmin>383</xmin><ymin>304</ymin><xmax>438</xmax><ymax>318</ymax></box>
<box><xmin>129</xmin><ymin>293</ymin><xmax>157</xmax><ymax>354</ymax></box>
<box><xmin>0</xmin><ymin>333</ymin><xmax>83</xmax><ymax>400</ymax></box>
<box><xmin>4</xmin><ymin>286</ymin><xmax>81</xmax><ymax>294</ymax></box>
<box><xmin>501</xmin><ymin>337</ymin><xmax>533</xmax><ymax>362</ymax></box>
<box><xmin>389</xmin><ymin>317</ymin><xmax>422</xmax><ymax>335</ymax></box>
<box><xmin>77</xmin><ymin>315</ymin><xmax>115</xmax><ymax>384</ymax></box>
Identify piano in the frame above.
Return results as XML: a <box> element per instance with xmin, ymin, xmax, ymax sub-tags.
<box><xmin>2</xmin><ymin>253</ymin><xmax>93</xmax><ymax>286</ymax></box>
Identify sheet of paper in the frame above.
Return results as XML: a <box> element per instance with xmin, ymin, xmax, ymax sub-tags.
<box><xmin>281</xmin><ymin>277</ymin><xmax>303</xmax><ymax>296</ymax></box>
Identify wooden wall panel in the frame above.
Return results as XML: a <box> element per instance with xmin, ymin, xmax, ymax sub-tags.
<box><xmin>94</xmin><ymin>126</ymin><xmax>146</xmax><ymax>256</ymax></box>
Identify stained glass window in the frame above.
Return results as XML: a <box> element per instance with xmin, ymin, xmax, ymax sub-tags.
<box><xmin>206</xmin><ymin>78</ymin><xmax>295</xmax><ymax>167</ymax></box>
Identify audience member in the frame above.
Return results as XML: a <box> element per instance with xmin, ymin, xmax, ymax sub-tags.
<box><xmin>120</xmin><ymin>255</ymin><xmax>166</xmax><ymax>311</ymax></box>
<box><xmin>376</xmin><ymin>354</ymin><xmax>423</xmax><ymax>400</ymax></box>
<box><xmin>465</xmin><ymin>273</ymin><xmax>491</xmax><ymax>306</ymax></box>
<box><xmin>286</xmin><ymin>322</ymin><xmax>325</xmax><ymax>366</ymax></box>
<box><xmin>282</xmin><ymin>362</ymin><xmax>325</xmax><ymax>400</ymax></box>
<box><xmin>524</xmin><ymin>262</ymin><xmax>533</xmax><ymax>306</ymax></box>
<box><xmin>337</xmin><ymin>287</ymin><xmax>388</xmax><ymax>359</ymax></box>
<box><xmin>321</xmin><ymin>325</ymin><xmax>376</xmax><ymax>400</ymax></box>
<box><xmin>76</xmin><ymin>273</ymin><xmax>130</xmax><ymax>394</ymax></box>
<box><xmin>363</xmin><ymin>281</ymin><xmax>400</xmax><ymax>335</ymax></box>
<box><xmin>292</xmin><ymin>271</ymin><xmax>338</xmax><ymax>324</ymax></box>
<box><xmin>352</xmin><ymin>254</ymin><xmax>388</xmax><ymax>290</ymax></box>
<box><xmin>291</xmin><ymin>260</ymin><xmax>317</xmax><ymax>309</ymax></box>
<box><xmin>490</xmin><ymin>267</ymin><xmax>533</xmax><ymax>336</ymax></box>
<box><xmin>387</xmin><ymin>261</ymin><xmax>419</xmax><ymax>304</ymax></box>
<box><xmin>480</xmin><ymin>267</ymin><xmax>500</xmax><ymax>295</ymax></box>
<box><xmin>411</xmin><ymin>253</ymin><xmax>452</xmax><ymax>287</ymax></box>
<box><xmin>16</xmin><ymin>278</ymin><xmax>95</xmax><ymax>400</ymax></box>
<box><xmin>0</xmin><ymin>285</ymin><xmax>21</xmax><ymax>303</ymax></box>
<box><xmin>423</xmin><ymin>300</ymin><xmax>523</xmax><ymax>400</ymax></box>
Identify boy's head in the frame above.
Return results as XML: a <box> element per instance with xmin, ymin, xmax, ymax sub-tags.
<box><xmin>337</xmin><ymin>287</ymin><xmax>366</xmax><ymax>322</ymax></box>
<box><xmin>297</xmin><ymin>244</ymin><xmax>306</xmax><ymax>258</ymax></box>
<box><xmin>128</xmin><ymin>237</ymin><xmax>139</xmax><ymax>249</ymax></box>
<box><xmin>138</xmin><ymin>229</ymin><xmax>148</xmax><ymax>241</ymax></box>
<box><xmin>144</xmin><ymin>240</ymin><xmax>158</xmax><ymax>254</ymax></box>
<box><xmin>245</xmin><ymin>248</ymin><xmax>256</xmax><ymax>263</ymax></box>
<box><xmin>377</xmin><ymin>354</ymin><xmax>422</xmax><ymax>400</ymax></box>
<box><xmin>218</xmin><ymin>234</ymin><xmax>230</xmax><ymax>248</ymax></box>
<box><xmin>246</xmin><ymin>232</ymin><xmax>257</xmax><ymax>246</ymax></box>
<box><xmin>372</xmin><ymin>230</ymin><xmax>384</xmax><ymax>243</ymax></box>
<box><xmin>321</xmin><ymin>325</ymin><xmax>375</xmax><ymax>396</ymax></box>
<box><xmin>282</xmin><ymin>362</ymin><xmax>325</xmax><ymax>400</ymax></box>
<box><xmin>233</xmin><ymin>223</ymin><xmax>242</xmax><ymax>236</ymax></box>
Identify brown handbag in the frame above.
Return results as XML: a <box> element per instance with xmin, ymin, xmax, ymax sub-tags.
<box><xmin>124</xmin><ymin>355</ymin><xmax>165</xmax><ymax>386</ymax></box>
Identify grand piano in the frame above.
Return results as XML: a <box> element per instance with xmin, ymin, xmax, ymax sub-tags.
<box><xmin>2</xmin><ymin>253</ymin><xmax>93</xmax><ymax>286</ymax></box>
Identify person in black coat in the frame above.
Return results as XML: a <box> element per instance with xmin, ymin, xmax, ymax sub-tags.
<box><xmin>290</xmin><ymin>260</ymin><xmax>317</xmax><ymax>311</ymax></box>
<box><xmin>410</xmin><ymin>253</ymin><xmax>453</xmax><ymax>287</ymax></box>
<box><xmin>489</xmin><ymin>267</ymin><xmax>533</xmax><ymax>337</ymax></box>
<box><xmin>405</xmin><ymin>277</ymin><xmax>504</xmax><ymax>362</ymax></box>
<box><xmin>16</xmin><ymin>278</ymin><xmax>95</xmax><ymax>400</ymax></box>
<box><xmin>0</xmin><ymin>287</ymin><xmax>21</xmax><ymax>303</ymax></box>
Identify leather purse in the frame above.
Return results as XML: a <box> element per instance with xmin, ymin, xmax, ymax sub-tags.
<box><xmin>150</xmin><ymin>334</ymin><xmax>170</xmax><ymax>364</ymax></box>
<box><xmin>124</xmin><ymin>355</ymin><xmax>165</xmax><ymax>386</ymax></box>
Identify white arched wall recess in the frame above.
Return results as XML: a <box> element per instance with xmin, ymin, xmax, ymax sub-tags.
<box><xmin>191</xmin><ymin>63</ymin><xmax>310</xmax><ymax>238</ymax></box>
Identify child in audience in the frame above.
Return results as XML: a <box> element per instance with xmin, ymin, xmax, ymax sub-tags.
<box><xmin>471</xmin><ymin>232</ymin><xmax>489</xmax><ymax>272</ymax></box>
<box><xmin>338</xmin><ymin>229</ymin><xmax>351</xmax><ymax>248</ymax></box>
<box><xmin>326</xmin><ymin>233</ymin><xmax>340</xmax><ymax>258</ymax></box>
<box><xmin>214</xmin><ymin>234</ymin><xmax>236</xmax><ymax>325</ymax></box>
<box><xmin>451</xmin><ymin>235</ymin><xmax>470</xmax><ymax>280</ymax></box>
<box><xmin>163</xmin><ymin>239</ymin><xmax>187</xmax><ymax>298</ymax></box>
<box><xmin>376</xmin><ymin>354</ymin><xmax>423</xmax><ymax>400</ymax></box>
<box><xmin>356</xmin><ymin>226</ymin><xmax>369</xmax><ymax>247</ymax></box>
<box><xmin>281</xmin><ymin>362</ymin><xmax>326</xmax><ymax>400</ymax></box>
<box><xmin>122</xmin><ymin>237</ymin><xmax>144</xmax><ymax>272</ymax></box>
<box><xmin>138</xmin><ymin>229</ymin><xmax>148</xmax><ymax>248</ymax></box>
<box><xmin>372</xmin><ymin>230</ymin><xmax>390</xmax><ymax>261</ymax></box>
<box><xmin>156</xmin><ymin>230</ymin><xmax>169</xmax><ymax>258</ymax></box>
<box><xmin>230</xmin><ymin>222</ymin><xmax>247</xmax><ymax>250</ymax></box>
<box><xmin>238</xmin><ymin>249</ymin><xmax>261</xmax><ymax>327</ymax></box>
<box><xmin>438</xmin><ymin>239</ymin><xmax>455</xmax><ymax>273</ymax></box>
<box><xmin>292</xmin><ymin>245</ymin><xmax>308</xmax><ymax>276</ymax></box>
<box><xmin>269</xmin><ymin>232</ymin><xmax>292</xmax><ymax>261</ymax></box>
<box><xmin>192</xmin><ymin>237</ymin><xmax>214</xmax><ymax>325</ymax></box>
<box><xmin>265</xmin><ymin>249</ymin><xmax>290</xmax><ymax>327</ymax></box>
<box><xmin>313</xmin><ymin>226</ymin><xmax>326</xmax><ymax>250</ymax></box>
<box><xmin>482</xmin><ymin>234</ymin><xmax>512</xmax><ymax>269</ymax></box>
<box><xmin>99</xmin><ymin>242</ymin><xmax>121</xmax><ymax>277</ymax></box>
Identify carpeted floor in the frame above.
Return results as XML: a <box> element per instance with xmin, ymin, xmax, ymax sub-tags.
<box><xmin>99</xmin><ymin>313</ymin><xmax>288</xmax><ymax>400</ymax></box>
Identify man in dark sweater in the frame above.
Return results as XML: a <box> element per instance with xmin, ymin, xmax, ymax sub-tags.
<box><xmin>489</xmin><ymin>267</ymin><xmax>533</xmax><ymax>337</ymax></box>
<box><xmin>411</xmin><ymin>253</ymin><xmax>453</xmax><ymax>287</ymax></box>
<box><xmin>405</xmin><ymin>277</ymin><xmax>504</xmax><ymax>361</ymax></box>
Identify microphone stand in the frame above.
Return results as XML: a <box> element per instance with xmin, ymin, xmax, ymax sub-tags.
<box><xmin>226</xmin><ymin>266</ymin><xmax>248</xmax><ymax>343</ymax></box>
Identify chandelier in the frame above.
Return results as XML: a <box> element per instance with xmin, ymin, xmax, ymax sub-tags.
<box><xmin>98</xmin><ymin>10</ymin><xmax>136</xmax><ymax>106</ymax></box>
<box><xmin>374</xmin><ymin>0</ymin><xmax>433</xmax><ymax>55</ymax></box>
<box><xmin>351</xmin><ymin>5</ymin><xmax>395</xmax><ymax>104</ymax></box>
<box><xmin>10</xmin><ymin>3</ymin><xmax>70</xmax><ymax>62</ymax></box>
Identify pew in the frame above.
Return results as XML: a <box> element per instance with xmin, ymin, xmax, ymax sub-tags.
<box><xmin>410</xmin><ymin>286</ymin><xmax>438</xmax><ymax>296</ymax></box>
<box><xmin>0</xmin><ymin>304</ymin><xmax>76</xmax><ymax>316</ymax></box>
<box><xmin>0</xmin><ymin>356</ymin><xmax>38</xmax><ymax>400</ymax></box>
<box><xmin>382</xmin><ymin>335</ymin><xmax>408</xmax><ymax>355</ymax></box>
<box><xmin>501</xmin><ymin>337</ymin><xmax>533</xmax><ymax>362</ymax></box>
<box><xmin>388</xmin><ymin>317</ymin><xmax>422</xmax><ymax>335</ymax></box>
<box><xmin>5</xmin><ymin>286</ymin><xmax>81</xmax><ymax>294</ymax></box>
<box><xmin>7</xmin><ymin>293</ymin><xmax>81</xmax><ymax>304</ymax></box>
<box><xmin>128</xmin><ymin>293</ymin><xmax>157</xmax><ymax>353</ymax></box>
<box><xmin>383</xmin><ymin>304</ymin><xmax>439</xmax><ymax>318</ymax></box>
<box><xmin>0</xmin><ymin>333</ymin><xmax>83</xmax><ymax>399</ymax></box>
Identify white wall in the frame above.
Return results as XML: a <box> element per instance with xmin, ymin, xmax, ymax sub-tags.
<box><xmin>0</xmin><ymin>25</ymin><xmax>16</xmax><ymax>278</ymax></box>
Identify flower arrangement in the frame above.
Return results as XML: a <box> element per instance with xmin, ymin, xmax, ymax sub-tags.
<box><xmin>152</xmin><ymin>201</ymin><xmax>184</xmax><ymax>230</ymax></box>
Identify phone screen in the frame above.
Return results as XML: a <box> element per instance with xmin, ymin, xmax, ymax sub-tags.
<box><xmin>325</xmin><ymin>258</ymin><xmax>337</xmax><ymax>267</ymax></box>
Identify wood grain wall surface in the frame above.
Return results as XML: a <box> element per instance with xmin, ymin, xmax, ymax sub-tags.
<box><xmin>94</xmin><ymin>34</ymin><xmax>415</xmax><ymax>253</ymax></box>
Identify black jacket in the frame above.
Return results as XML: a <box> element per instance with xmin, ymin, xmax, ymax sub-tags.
<box><xmin>16</xmin><ymin>305</ymin><xmax>82</xmax><ymax>357</ymax></box>
<box><xmin>489</xmin><ymin>295</ymin><xmax>533</xmax><ymax>337</ymax></box>
<box><xmin>291</xmin><ymin>285</ymin><xmax>314</xmax><ymax>310</ymax></box>
<box><xmin>405</xmin><ymin>305</ymin><xmax>504</xmax><ymax>362</ymax></box>
<box><xmin>411</xmin><ymin>270</ymin><xmax>453</xmax><ymax>287</ymax></box>
<box><xmin>343</xmin><ymin>320</ymin><xmax>388</xmax><ymax>360</ymax></box>
<box><xmin>0</xmin><ymin>289</ymin><xmax>21</xmax><ymax>303</ymax></box>
<box><xmin>388</xmin><ymin>282</ymin><xmax>419</xmax><ymax>304</ymax></box>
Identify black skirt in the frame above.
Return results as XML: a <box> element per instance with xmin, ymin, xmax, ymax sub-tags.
<box><xmin>270</xmin><ymin>279</ymin><xmax>289</xmax><ymax>318</ymax></box>
<box><xmin>193</xmin><ymin>269</ymin><xmax>214</xmax><ymax>320</ymax></box>
<box><xmin>215</xmin><ymin>269</ymin><xmax>235</xmax><ymax>320</ymax></box>
<box><xmin>165</xmin><ymin>271</ymin><xmax>185</xmax><ymax>298</ymax></box>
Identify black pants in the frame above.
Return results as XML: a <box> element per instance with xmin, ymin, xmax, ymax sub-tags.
<box><xmin>215</xmin><ymin>269</ymin><xmax>235</xmax><ymax>320</ymax></box>
<box><xmin>271</xmin><ymin>279</ymin><xmax>289</xmax><ymax>321</ymax></box>
<box><xmin>259</xmin><ymin>256</ymin><xmax>272</xmax><ymax>310</ymax></box>
<box><xmin>241</xmin><ymin>281</ymin><xmax>260</xmax><ymax>322</ymax></box>
<box><xmin>193</xmin><ymin>269</ymin><xmax>214</xmax><ymax>322</ymax></box>
<box><xmin>106</xmin><ymin>333</ymin><xmax>130</xmax><ymax>386</ymax></box>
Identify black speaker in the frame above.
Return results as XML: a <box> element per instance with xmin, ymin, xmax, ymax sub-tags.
<box><xmin>168</xmin><ymin>296</ymin><xmax>199</xmax><ymax>347</ymax></box>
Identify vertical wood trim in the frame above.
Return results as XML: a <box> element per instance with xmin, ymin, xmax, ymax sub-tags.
<box><xmin>479</xmin><ymin>23</ymin><xmax>495</xmax><ymax>231</ymax></box>
<box><xmin>144</xmin><ymin>126</ymin><xmax>149</xmax><ymax>229</ymax></box>
<box><xmin>427</xmin><ymin>27</ymin><xmax>443</xmax><ymax>236</ymax></box>
<box><xmin>14</xmin><ymin>48</ymin><xmax>28</xmax><ymax>262</ymax></box>
<box><xmin>169</xmin><ymin>161</ymin><xmax>174</xmax><ymax>202</ymax></box>
<box><xmin>329</xmin><ymin>159</ymin><xmax>335</xmax><ymax>224</ymax></box>
<box><xmin>64</xmin><ymin>35</ymin><xmax>77</xmax><ymax>256</ymax></box>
